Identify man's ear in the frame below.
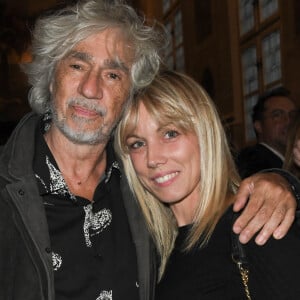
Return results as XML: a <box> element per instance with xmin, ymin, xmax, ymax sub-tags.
<box><xmin>254</xmin><ymin>120</ymin><xmax>262</xmax><ymax>135</ymax></box>
<box><xmin>49</xmin><ymin>82</ymin><xmax>53</xmax><ymax>93</ymax></box>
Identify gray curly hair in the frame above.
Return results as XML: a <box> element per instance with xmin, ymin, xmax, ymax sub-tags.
<box><xmin>22</xmin><ymin>0</ymin><xmax>167</xmax><ymax>114</ymax></box>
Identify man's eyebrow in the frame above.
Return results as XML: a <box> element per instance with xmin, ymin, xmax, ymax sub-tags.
<box><xmin>67</xmin><ymin>51</ymin><xmax>130</xmax><ymax>73</ymax></box>
<box><xmin>69</xmin><ymin>51</ymin><xmax>93</xmax><ymax>62</ymax></box>
<box><xmin>103</xmin><ymin>59</ymin><xmax>130</xmax><ymax>74</ymax></box>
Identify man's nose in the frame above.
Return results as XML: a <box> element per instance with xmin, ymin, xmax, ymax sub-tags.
<box><xmin>79</xmin><ymin>71</ymin><xmax>103</xmax><ymax>99</ymax></box>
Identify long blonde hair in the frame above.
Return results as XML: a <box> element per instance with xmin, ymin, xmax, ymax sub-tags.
<box><xmin>115</xmin><ymin>70</ymin><xmax>240</xmax><ymax>278</ymax></box>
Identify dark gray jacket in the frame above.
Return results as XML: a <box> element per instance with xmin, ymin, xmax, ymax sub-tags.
<box><xmin>0</xmin><ymin>112</ymin><xmax>157</xmax><ymax>300</ymax></box>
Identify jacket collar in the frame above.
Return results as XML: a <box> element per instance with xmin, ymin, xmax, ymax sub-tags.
<box><xmin>0</xmin><ymin>112</ymin><xmax>39</xmax><ymax>182</ymax></box>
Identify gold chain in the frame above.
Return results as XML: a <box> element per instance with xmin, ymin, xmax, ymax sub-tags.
<box><xmin>237</xmin><ymin>261</ymin><xmax>251</xmax><ymax>300</ymax></box>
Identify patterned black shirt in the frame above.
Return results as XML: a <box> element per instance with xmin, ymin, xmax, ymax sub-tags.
<box><xmin>33</xmin><ymin>117</ymin><xmax>139</xmax><ymax>300</ymax></box>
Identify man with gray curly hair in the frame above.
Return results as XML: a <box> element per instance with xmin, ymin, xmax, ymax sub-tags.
<box><xmin>0</xmin><ymin>1</ymin><xmax>165</xmax><ymax>299</ymax></box>
<box><xmin>0</xmin><ymin>0</ymin><xmax>299</xmax><ymax>300</ymax></box>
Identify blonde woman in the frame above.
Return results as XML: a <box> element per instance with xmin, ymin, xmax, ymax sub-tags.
<box><xmin>115</xmin><ymin>70</ymin><xmax>300</xmax><ymax>299</ymax></box>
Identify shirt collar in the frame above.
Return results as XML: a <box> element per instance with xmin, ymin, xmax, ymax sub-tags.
<box><xmin>259</xmin><ymin>142</ymin><xmax>285</xmax><ymax>161</ymax></box>
<box><xmin>33</xmin><ymin>115</ymin><xmax>121</xmax><ymax>199</ymax></box>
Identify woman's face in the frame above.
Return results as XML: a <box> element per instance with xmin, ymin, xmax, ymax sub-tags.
<box><xmin>125</xmin><ymin>102</ymin><xmax>201</xmax><ymax>224</ymax></box>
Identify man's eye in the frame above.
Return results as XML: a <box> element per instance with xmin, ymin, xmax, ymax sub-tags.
<box><xmin>108</xmin><ymin>73</ymin><xmax>120</xmax><ymax>80</ymax></box>
<box><xmin>165</xmin><ymin>130</ymin><xmax>179</xmax><ymax>139</ymax></box>
<box><xmin>272</xmin><ymin>110</ymin><xmax>283</xmax><ymax>118</ymax></box>
<box><xmin>70</xmin><ymin>64</ymin><xmax>82</xmax><ymax>70</ymax></box>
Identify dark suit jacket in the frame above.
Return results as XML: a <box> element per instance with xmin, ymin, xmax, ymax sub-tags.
<box><xmin>236</xmin><ymin>143</ymin><xmax>283</xmax><ymax>179</ymax></box>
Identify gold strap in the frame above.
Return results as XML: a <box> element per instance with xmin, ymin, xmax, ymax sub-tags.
<box><xmin>236</xmin><ymin>260</ymin><xmax>251</xmax><ymax>300</ymax></box>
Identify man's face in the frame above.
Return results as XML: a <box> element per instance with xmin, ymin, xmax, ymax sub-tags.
<box><xmin>49</xmin><ymin>28</ymin><xmax>134</xmax><ymax>145</ymax></box>
<box><xmin>254</xmin><ymin>96</ymin><xmax>297</xmax><ymax>154</ymax></box>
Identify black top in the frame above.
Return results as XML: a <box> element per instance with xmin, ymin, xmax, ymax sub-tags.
<box><xmin>33</xmin><ymin>117</ymin><xmax>139</xmax><ymax>300</ymax></box>
<box><xmin>236</xmin><ymin>143</ymin><xmax>283</xmax><ymax>178</ymax></box>
<box><xmin>156</xmin><ymin>207</ymin><xmax>300</xmax><ymax>300</ymax></box>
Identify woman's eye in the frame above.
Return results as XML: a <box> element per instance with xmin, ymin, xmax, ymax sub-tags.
<box><xmin>128</xmin><ymin>140</ymin><xmax>145</xmax><ymax>150</ymax></box>
<box><xmin>165</xmin><ymin>130</ymin><xmax>179</xmax><ymax>139</ymax></box>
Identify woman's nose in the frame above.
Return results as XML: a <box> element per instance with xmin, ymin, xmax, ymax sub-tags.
<box><xmin>147</xmin><ymin>145</ymin><xmax>167</xmax><ymax>168</ymax></box>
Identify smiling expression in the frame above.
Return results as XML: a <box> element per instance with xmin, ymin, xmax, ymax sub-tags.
<box><xmin>126</xmin><ymin>102</ymin><xmax>201</xmax><ymax>222</ymax></box>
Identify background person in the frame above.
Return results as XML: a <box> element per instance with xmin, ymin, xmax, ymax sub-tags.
<box><xmin>237</xmin><ymin>87</ymin><xmax>297</xmax><ymax>178</ymax></box>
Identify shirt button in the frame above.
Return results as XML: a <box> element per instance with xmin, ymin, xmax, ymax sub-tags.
<box><xmin>45</xmin><ymin>247</ymin><xmax>51</xmax><ymax>253</ymax></box>
<box><xmin>18</xmin><ymin>189</ymin><xmax>25</xmax><ymax>196</ymax></box>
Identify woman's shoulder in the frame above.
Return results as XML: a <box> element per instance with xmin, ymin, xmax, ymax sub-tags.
<box><xmin>220</xmin><ymin>206</ymin><xmax>300</xmax><ymax>298</ymax></box>
<box><xmin>242</xmin><ymin>219</ymin><xmax>300</xmax><ymax>297</ymax></box>
<box><xmin>226</xmin><ymin>204</ymin><xmax>300</xmax><ymax>271</ymax></box>
<box><xmin>245</xmin><ymin>217</ymin><xmax>300</xmax><ymax>253</ymax></box>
